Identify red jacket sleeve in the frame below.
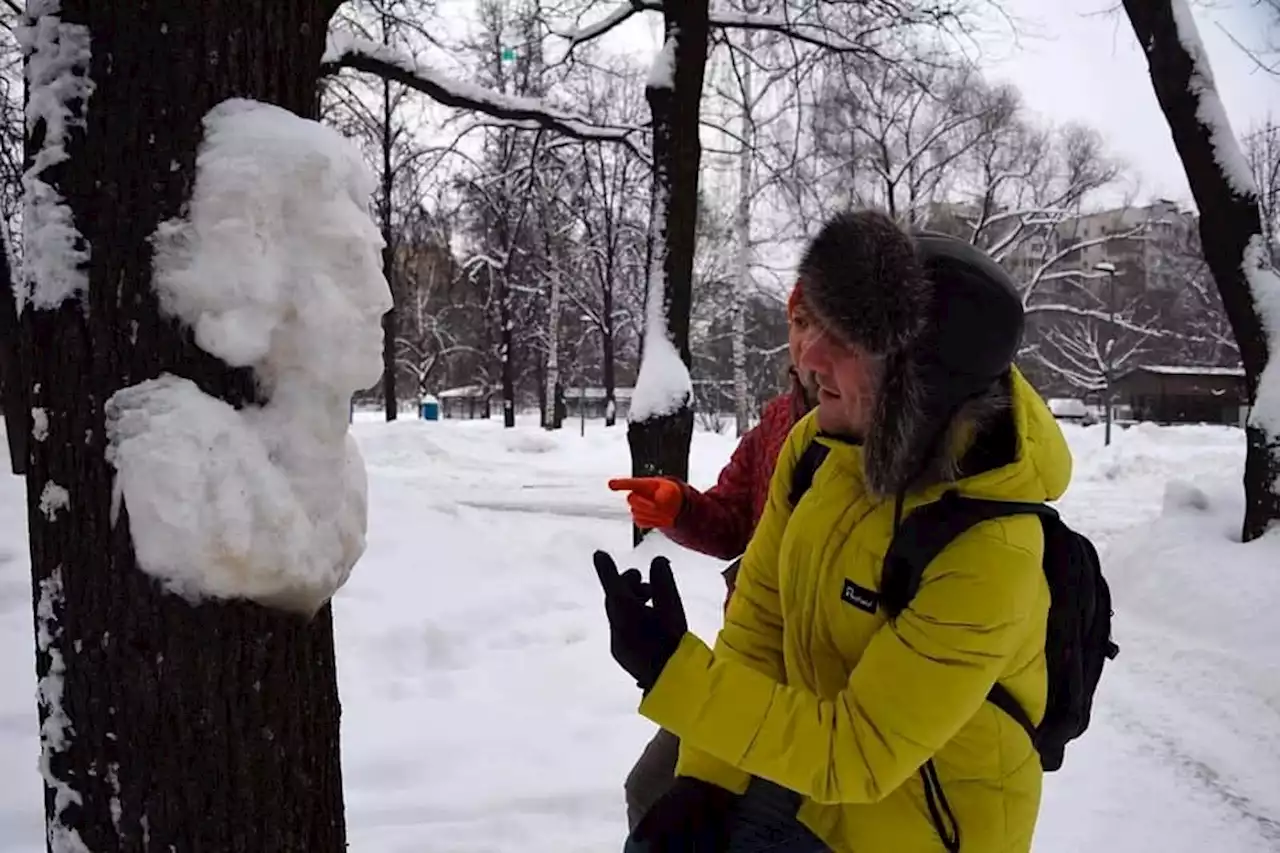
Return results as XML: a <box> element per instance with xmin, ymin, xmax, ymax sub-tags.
<box><xmin>662</xmin><ymin>425</ymin><xmax>764</xmax><ymax>560</ymax></box>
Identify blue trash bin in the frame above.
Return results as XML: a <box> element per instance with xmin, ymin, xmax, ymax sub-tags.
<box><xmin>420</xmin><ymin>396</ymin><xmax>440</xmax><ymax>421</ymax></box>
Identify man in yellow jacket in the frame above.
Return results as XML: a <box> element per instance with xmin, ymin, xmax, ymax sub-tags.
<box><xmin>594</xmin><ymin>210</ymin><xmax>1073</xmax><ymax>852</ymax></box>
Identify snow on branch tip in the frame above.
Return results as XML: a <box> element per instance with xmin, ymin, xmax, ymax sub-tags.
<box><xmin>319</xmin><ymin>35</ymin><xmax>646</xmax><ymax>158</ymax></box>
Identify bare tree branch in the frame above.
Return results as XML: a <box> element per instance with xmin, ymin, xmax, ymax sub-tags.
<box><xmin>319</xmin><ymin>35</ymin><xmax>647</xmax><ymax>158</ymax></box>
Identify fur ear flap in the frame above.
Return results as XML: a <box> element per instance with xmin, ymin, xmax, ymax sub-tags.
<box><xmin>862</xmin><ymin>364</ymin><xmax>1013</xmax><ymax>498</ymax></box>
<box><xmin>862</xmin><ymin>346</ymin><xmax>925</xmax><ymax>498</ymax></box>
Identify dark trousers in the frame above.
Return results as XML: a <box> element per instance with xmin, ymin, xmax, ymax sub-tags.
<box><xmin>624</xmin><ymin>727</ymin><xmax>681</xmax><ymax>830</ymax></box>
<box><xmin>624</xmin><ymin>765</ymin><xmax>829</xmax><ymax>853</ymax></box>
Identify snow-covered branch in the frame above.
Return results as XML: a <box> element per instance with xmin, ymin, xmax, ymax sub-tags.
<box><xmin>562</xmin><ymin>0</ymin><xmax>946</xmax><ymax>61</ymax></box>
<box><xmin>320</xmin><ymin>35</ymin><xmax>646</xmax><ymax>158</ymax></box>
<box><xmin>559</xmin><ymin>0</ymin><xmax>659</xmax><ymax>53</ymax></box>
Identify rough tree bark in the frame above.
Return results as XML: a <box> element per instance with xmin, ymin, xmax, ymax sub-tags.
<box><xmin>380</xmin><ymin>70</ymin><xmax>399</xmax><ymax>421</ymax></box>
<box><xmin>600</xmin><ymin>202</ymin><xmax>619</xmax><ymax>428</ymax></box>
<box><xmin>626</xmin><ymin>1</ymin><xmax>709</xmax><ymax>504</ymax></box>
<box><xmin>1123</xmin><ymin>0</ymin><xmax>1280</xmax><ymax>541</ymax></box>
<box><xmin>498</xmin><ymin>270</ymin><xmax>516</xmax><ymax>428</ymax></box>
<box><xmin>732</xmin><ymin>17</ymin><xmax>755</xmax><ymax>438</ymax></box>
<box><xmin>0</xmin><ymin>233</ymin><xmax>27</xmax><ymax>475</ymax></box>
<box><xmin>602</xmin><ymin>290</ymin><xmax>617</xmax><ymax>427</ymax></box>
<box><xmin>20</xmin><ymin>2</ymin><xmax>347</xmax><ymax>850</ymax></box>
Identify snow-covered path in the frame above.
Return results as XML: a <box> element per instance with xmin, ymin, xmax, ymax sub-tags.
<box><xmin>1</xmin><ymin>416</ymin><xmax>1277</xmax><ymax>852</ymax></box>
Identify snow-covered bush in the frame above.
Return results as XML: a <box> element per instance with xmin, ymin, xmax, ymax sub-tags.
<box><xmin>107</xmin><ymin>99</ymin><xmax>392</xmax><ymax>617</ymax></box>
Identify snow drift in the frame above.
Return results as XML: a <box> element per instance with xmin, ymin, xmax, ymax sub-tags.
<box><xmin>107</xmin><ymin>99</ymin><xmax>391</xmax><ymax>617</ymax></box>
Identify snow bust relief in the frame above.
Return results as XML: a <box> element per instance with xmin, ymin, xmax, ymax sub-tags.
<box><xmin>107</xmin><ymin>99</ymin><xmax>392</xmax><ymax>617</ymax></box>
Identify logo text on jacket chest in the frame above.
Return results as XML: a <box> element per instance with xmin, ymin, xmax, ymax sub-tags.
<box><xmin>841</xmin><ymin>578</ymin><xmax>879</xmax><ymax>615</ymax></box>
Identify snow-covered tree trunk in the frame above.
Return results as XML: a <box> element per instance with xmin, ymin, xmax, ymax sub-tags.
<box><xmin>544</xmin><ymin>270</ymin><xmax>562</xmax><ymax>430</ymax></box>
<box><xmin>499</xmin><ymin>271</ymin><xmax>516</xmax><ymax>428</ymax></box>
<box><xmin>731</xmin><ymin>21</ymin><xmax>755</xmax><ymax>439</ymax></box>
<box><xmin>0</xmin><ymin>230</ymin><xmax>25</xmax><ymax>475</ymax></box>
<box><xmin>1124</xmin><ymin>0</ymin><xmax>1280</xmax><ymax>541</ymax></box>
<box><xmin>16</xmin><ymin>2</ymin><xmax>350</xmax><ymax>848</ymax></box>
<box><xmin>626</xmin><ymin>5</ymin><xmax>709</xmax><ymax>520</ymax></box>
<box><xmin>379</xmin><ymin>38</ymin><xmax>398</xmax><ymax>421</ymax></box>
<box><xmin>603</xmin><ymin>270</ymin><xmax>618</xmax><ymax>427</ymax></box>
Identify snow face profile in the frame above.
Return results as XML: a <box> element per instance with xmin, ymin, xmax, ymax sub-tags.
<box><xmin>107</xmin><ymin>98</ymin><xmax>389</xmax><ymax>617</ymax></box>
<box><xmin>150</xmin><ymin>98</ymin><xmax>392</xmax><ymax>387</ymax></box>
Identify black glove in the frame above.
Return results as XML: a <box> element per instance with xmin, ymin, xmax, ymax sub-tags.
<box><xmin>593</xmin><ymin>550</ymin><xmax>687</xmax><ymax>691</ymax></box>
<box><xmin>631</xmin><ymin>776</ymin><xmax>740</xmax><ymax>851</ymax></box>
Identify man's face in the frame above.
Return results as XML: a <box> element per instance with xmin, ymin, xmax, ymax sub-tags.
<box><xmin>797</xmin><ymin>319</ymin><xmax>881</xmax><ymax>438</ymax></box>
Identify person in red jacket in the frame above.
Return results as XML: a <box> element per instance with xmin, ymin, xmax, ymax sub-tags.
<box><xmin>609</xmin><ymin>283</ymin><xmax>816</xmax><ymax>831</ymax></box>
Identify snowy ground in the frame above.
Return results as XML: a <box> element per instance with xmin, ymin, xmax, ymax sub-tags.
<box><xmin>1</xmin><ymin>414</ymin><xmax>1278</xmax><ymax>852</ymax></box>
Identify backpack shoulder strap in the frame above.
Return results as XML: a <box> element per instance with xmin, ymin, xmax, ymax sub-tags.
<box><xmin>788</xmin><ymin>441</ymin><xmax>831</xmax><ymax>509</ymax></box>
<box><xmin>881</xmin><ymin>492</ymin><xmax>1056</xmax><ymax>617</ymax></box>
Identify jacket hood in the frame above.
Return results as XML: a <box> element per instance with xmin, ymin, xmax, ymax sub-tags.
<box><xmin>813</xmin><ymin>366</ymin><xmax>1071</xmax><ymax>505</ymax></box>
<box><xmin>952</xmin><ymin>367</ymin><xmax>1072</xmax><ymax>503</ymax></box>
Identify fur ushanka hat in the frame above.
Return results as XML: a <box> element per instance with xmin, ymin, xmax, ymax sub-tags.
<box><xmin>797</xmin><ymin>211</ymin><xmax>1025</xmax><ymax>498</ymax></box>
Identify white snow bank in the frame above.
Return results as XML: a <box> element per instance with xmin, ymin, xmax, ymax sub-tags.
<box><xmin>107</xmin><ymin>99</ymin><xmax>389</xmax><ymax>617</ymax></box>
<box><xmin>16</xmin><ymin>1</ymin><xmax>94</xmax><ymax>311</ymax></box>
<box><xmin>1101</xmin><ymin>465</ymin><xmax>1280</xmax><ymax>823</ymax></box>
<box><xmin>1111</xmin><ymin>476</ymin><xmax>1279</xmax><ymax>652</ymax></box>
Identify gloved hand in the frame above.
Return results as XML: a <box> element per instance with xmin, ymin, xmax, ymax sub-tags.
<box><xmin>608</xmin><ymin>477</ymin><xmax>684</xmax><ymax>529</ymax></box>
<box><xmin>593</xmin><ymin>550</ymin><xmax>687</xmax><ymax>691</ymax></box>
<box><xmin>630</xmin><ymin>776</ymin><xmax>740</xmax><ymax>851</ymax></box>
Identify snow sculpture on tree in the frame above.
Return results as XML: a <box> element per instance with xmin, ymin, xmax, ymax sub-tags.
<box><xmin>106</xmin><ymin>99</ymin><xmax>391</xmax><ymax>616</ymax></box>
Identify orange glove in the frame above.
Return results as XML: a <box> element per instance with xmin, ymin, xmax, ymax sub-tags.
<box><xmin>608</xmin><ymin>477</ymin><xmax>684</xmax><ymax>529</ymax></box>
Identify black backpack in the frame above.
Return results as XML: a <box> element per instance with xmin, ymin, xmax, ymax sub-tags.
<box><xmin>788</xmin><ymin>442</ymin><xmax>1119</xmax><ymax>772</ymax></box>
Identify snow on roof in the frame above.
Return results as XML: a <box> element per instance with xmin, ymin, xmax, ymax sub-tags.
<box><xmin>438</xmin><ymin>385</ymin><xmax>489</xmax><ymax>399</ymax></box>
<box><xmin>1048</xmin><ymin>398</ymin><xmax>1089</xmax><ymax>417</ymax></box>
<box><xmin>1132</xmin><ymin>365</ymin><xmax>1245</xmax><ymax>378</ymax></box>
<box><xmin>563</xmin><ymin>387</ymin><xmax>634</xmax><ymax>400</ymax></box>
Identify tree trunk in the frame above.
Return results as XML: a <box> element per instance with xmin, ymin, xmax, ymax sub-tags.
<box><xmin>380</xmin><ymin>73</ymin><xmax>398</xmax><ymax>421</ymax></box>
<box><xmin>602</xmin><ymin>243</ymin><xmax>617</xmax><ymax>428</ymax></box>
<box><xmin>0</xmin><ymin>235</ymin><xmax>27</xmax><ymax>475</ymax></box>
<box><xmin>626</xmin><ymin>1</ymin><xmax>709</xmax><ymax>512</ymax></box>
<box><xmin>1123</xmin><ymin>0</ymin><xmax>1280</xmax><ymax>541</ymax></box>
<box><xmin>544</xmin><ymin>266</ymin><xmax>561</xmax><ymax>431</ymax></box>
<box><xmin>499</xmin><ymin>276</ymin><xmax>516</xmax><ymax>428</ymax></box>
<box><xmin>732</xmin><ymin>21</ymin><xmax>755</xmax><ymax>438</ymax></box>
<box><xmin>20</xmin><ymin>3</ymin><xmax>346</xmax><ymax>850</ymax></box>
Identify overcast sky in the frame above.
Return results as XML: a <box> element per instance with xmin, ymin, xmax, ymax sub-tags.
<box><xmin>581</xmin><ymin>0</ymin><xmax>1277</xmax><ymax>210</ymax></box>
<box><xmin>979</xmin><ymin>0</ymin><xmax>1278</xmax><ymax>208</ymax></box>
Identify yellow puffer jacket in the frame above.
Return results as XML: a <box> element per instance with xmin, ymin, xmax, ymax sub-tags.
<box><xmin>639</xmin><ymin>368</ymin><xmax>1072</xmax><ymax>852</ymax></box>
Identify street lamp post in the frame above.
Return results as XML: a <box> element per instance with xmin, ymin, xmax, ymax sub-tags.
<box><xmin>1094</xmin><ymin>261</ymin><xmax>1118</xmax><ymax>446</ymax></box>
